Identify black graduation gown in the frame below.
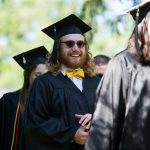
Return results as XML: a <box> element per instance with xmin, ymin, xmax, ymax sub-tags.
<box><xmin>85</xmin><ymin>49</ymin><xmax>150</xmax><ymax>150</ymax></box>
<box><xmin>0</xmin><ymin>90</ymin><xmax>27</xmax><ymax>150</ymax></box>
<box><xmin>24</xmin><ymin>72</ymin><xmax>101</xmax><ymax>150</ymax></box>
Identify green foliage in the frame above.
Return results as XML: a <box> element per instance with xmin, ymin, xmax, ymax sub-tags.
<box><xmin>0</xmin><ymin>0</ymin><xmax>134</xmax><ymax>96</ymax></box>
<box><xmin>80</xmin><ymin>0</ymin><xmax>134</xmax><ymax>57</ymax></box>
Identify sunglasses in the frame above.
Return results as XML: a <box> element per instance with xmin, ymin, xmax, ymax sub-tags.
<box><xmin>60</xmin><ymin>40</ymin><xmax>86</xmax><ymax>48</ymax></box>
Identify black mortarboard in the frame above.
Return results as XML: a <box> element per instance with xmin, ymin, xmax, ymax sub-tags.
<box><xmin>41</xmin><ymin>14</ymin><xmax>91</xmax><ymax>64</ymax></box>
<box><xmin>124</xmin><ymin>0</ymin><xmax>150</xmax><ymax>23</ymax></box>
<box><xmin>13</xmin><ymin>46</ymin><xmax>49</xmax><ymax>69</ymax></box>
<box><xmin>42</xmin><ymin>14</ymin><xmax>92</xmax><ymax>39</ymax></box>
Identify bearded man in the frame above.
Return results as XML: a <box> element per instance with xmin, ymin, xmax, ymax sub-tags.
<box><xmin>24</xmin><ymin>14</ymin><xmax>101</xmax><ymax>150</ymax></box>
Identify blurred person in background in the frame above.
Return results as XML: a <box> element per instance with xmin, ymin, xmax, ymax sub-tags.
<box><xmin>0</xmin><ymin>46</ymin><xmax>49</xmax><ymax>150</ymax></box>
<box><xmin>93</xmin><ymin>54</ymin><xmax>111</xmax><ymax>77</ymax></box>
<box><xmin>85</xmin><ymin>1</ymin><xmax>150</xmax><ymax>150</ymax></box>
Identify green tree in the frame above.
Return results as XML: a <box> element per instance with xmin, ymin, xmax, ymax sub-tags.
<box><xmin>0</xmin><ymin>0</ymin><xmax>134</xmax><ymax>96</ymax></box>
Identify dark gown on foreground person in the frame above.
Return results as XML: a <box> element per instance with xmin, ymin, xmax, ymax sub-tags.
<box><xmin>24</xmin><ymin>71</ymin><xmax>101</xmax><ymax>150</ymax></box>
<box><xmin>0</xmin><ymin>90</ymin><xmax>27</xmax><ymax>150</ymax></box>
<box><xmin>85</xmin><ymin>49</ymin><xmax>150</xmax><ymax>150</ymax></box>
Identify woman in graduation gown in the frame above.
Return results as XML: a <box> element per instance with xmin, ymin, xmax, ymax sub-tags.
<box><xmin>0</xmin><ymin>46</ymin><xmax>49</xmax><ymax>150</ymax></box>
<box><xmin>85</xmin><ymin>1</ymin><xmax>150</xmax><ymax>150</ymax></box>
<box><xmin>24</xmin><ymin>14</ymin><xmax>101</xmax><ymax>150</ymax></box>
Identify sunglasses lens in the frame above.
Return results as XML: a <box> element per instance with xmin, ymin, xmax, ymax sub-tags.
<box><xmin>65</xmin><ymin>41</ymin><xmax>75</xmax><ymax>48</ymax></box>
<box><xmin>77</xmin><ymin>41</ymin><xmax>85</xmax><ymax>48</ymax></box>
<box><xmin>60</xmin><ymin>40</ymin><xmax>85</xmax><ymax>48</ymax></box>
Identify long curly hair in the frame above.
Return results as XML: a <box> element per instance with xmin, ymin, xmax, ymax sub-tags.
<box><xmin>47</xmin><ymin>36</ymin><xmax>95</xmax><ymax>77</ymax></box>
<box><xmin>128</xmin><ymin>12</ymin><xmax>150</xmax><ymax>63</ymax></box>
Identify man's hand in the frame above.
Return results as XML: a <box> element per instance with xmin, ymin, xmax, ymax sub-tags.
<box><xmin>75</xmin><ymin>113</ymin><xmax>92</xmax><ymax>130</ymax></box>
<box><xmin>73</xmin><ymin>126</ymin><xmax>89</xmax><ymax>145</ymax></box>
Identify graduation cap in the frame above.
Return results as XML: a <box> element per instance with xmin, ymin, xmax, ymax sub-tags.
<box><xmin>41</xmin><ymin>14</ymin><xmax>91</xmax><ymax>64</ymax></box>
<box><xmin>42</xmin><ymin>14</ymin><xmax>92</xmax><ymax>39</ymax></box>
<box><xmin>13</xmin><ymin>46</ymin><xmax>49</xmax><ymax>69</ymax></box>
<box><xmin>123</xmin><ymin>0</ymin><xmax>150</xmax><ymax>58</ymax></box>
<box><xmin>124</xmin><ymin>0</ymin><xmax>150</xmax><ymax>23</ymax></box>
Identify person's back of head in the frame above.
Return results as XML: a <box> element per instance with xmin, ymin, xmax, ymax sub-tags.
<box><xmin>93</xmin><ymin>54</ymin><xmax>111</xmax><ymax>76</ymax></box>
<box><xmin>93</xmin><ymin>54</ymin><xmax>111</xmax><ymax>65</ymax></box>
<box><xmin>124</xmin><ymin>0</ymin><xmax>150</xmax><ymax>64</ymax></box>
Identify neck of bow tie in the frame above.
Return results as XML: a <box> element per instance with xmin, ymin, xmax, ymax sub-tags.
<box><xmin>66</xmin><ymin>69</ymin><xmax>85</xmax><ymax>80</ymax></box>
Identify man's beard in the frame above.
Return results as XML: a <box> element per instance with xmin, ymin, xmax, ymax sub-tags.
<box><xmin>60</xmin><ymin>51</ymin><xmax>86</xmax><ymax>69</ymax></box>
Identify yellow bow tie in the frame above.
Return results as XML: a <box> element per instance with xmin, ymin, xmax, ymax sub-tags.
<box><xmin>66</xmin><ymin>69</ymin><xmax>85</xmax><ymax>80</ymax></box>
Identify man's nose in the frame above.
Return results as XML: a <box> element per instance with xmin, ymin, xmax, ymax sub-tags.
<box><xmin>72</xmin><ymin>43</ymin><xmax>80</xmax><ymax>51</ymax></box>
